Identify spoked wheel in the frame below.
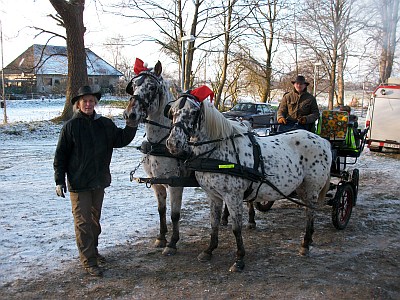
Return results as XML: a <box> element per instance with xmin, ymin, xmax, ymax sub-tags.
<box><xmin>351</xmin><ymin>169</ymin><xmax>360</xmax><ymax>204</ymax></box>
<box><xmin>332</xmin><ymin>182</ymin><xmax>355</xmax><ymax>230</ymax></box>
<box><xmin>254</xmin><ymin>201</ymin><xmax>274</xmax><ymax>212</ymax></box>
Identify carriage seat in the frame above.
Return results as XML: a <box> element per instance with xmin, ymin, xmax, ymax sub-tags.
<box><xmin>317</xmin><ymin>110</ymin><xmax>364</xmax><ymax>158</ymax></box>
<box><xmin>317</xmin><ymin>110</ymin><xmax>349</xmax><ymax>144</ymax></box>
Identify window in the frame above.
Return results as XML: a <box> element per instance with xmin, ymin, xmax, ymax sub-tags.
<box><xmin>44</xmin><ymin>78</ymin><xmax>52</xmax><ymax>86</ymax></box>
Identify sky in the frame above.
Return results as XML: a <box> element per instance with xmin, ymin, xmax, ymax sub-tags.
<box><xmin>0</xmin><ymin>0</ymin><xmax>166</xmax><ymax>69</ymax></box>
<box><xmin>0</xmin><ymin>0</ymin><xmax>397</xmax><ymax>86</ymax></box>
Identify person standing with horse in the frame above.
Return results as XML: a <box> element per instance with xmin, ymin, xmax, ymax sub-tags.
<box><xmin>277</xmin><ymin>75</ymin><xmax>320</xmax><ymax>132</ymax></box>
<box><xmin>53</xmin><ymin>85</ymin><xmax>138</xmax><ymax>277</ymax></box>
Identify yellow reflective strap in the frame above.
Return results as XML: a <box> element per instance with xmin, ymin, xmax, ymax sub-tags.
<box><xmin>218</xmin><ymin>164</ymin><xmax>235</xmax><ymax>169</ymax></box>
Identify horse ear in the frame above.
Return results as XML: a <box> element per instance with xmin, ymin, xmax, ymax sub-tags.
<box><xmin>154</xmin><ymin>61</ymin><xmax>162</xmax><ymax>76</ymax></box>
<box><xmin>126</xmin><ymin>81</ymin><xmax>134</xmax><ymax>95</ymax></box>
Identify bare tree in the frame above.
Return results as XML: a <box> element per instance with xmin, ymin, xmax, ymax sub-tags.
<box><xmin>374</xmin><ymin>0</ymin><xmax>399</xmax><ymax>83</ymax></box>
<box><xmin>238</xmin><ymin>0</ymin><xmax>286</xmax><ymax>103</ymax></box>
<box><xmin>49</xmin><ymin>0</ymin><xmax>88</xmax><ymax>121</ymax></box>
<box><xmin>296</xmin><ymin>0</ymin><xmax>362</xmax><ymax>109</ymax></box>
<box><xmin>107</xmin><ymin>0</ymin><xmax>220</xmax><ymax>91</ymax></box>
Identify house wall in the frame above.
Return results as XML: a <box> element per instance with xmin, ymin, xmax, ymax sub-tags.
<box><xmin>3</xmin><ymin>74</ymin><xmax>121</xmax><ymax>97</ymax></box>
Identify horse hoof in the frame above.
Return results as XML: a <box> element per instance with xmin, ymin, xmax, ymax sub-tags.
<box><xmin>198</xmin><ymin>252</ymin><xmax>212</xmax><ymax>262</ymax></box>
<box><xmin>162</xmin><ymin>246</ymin><xmax>177</xmax><ymax>256</ymax></box>
<box><xmin>229</xmin><ymin>260</ymin><xmax>245</xmax><ymax>272</ymax></box>
<box><xmin>299</xmin><ymin>247</ymin><xmax>310</xmax><ymax>256</ymax></box>
<box><xmin>154</xmin><ymin>239</ymin><xmax>167</xmax><ymax>248</ymax></box>
<box><xmin>246</xmin><ymin>222</ymin><xmax>256</xmax><ymax>230</ymax></box>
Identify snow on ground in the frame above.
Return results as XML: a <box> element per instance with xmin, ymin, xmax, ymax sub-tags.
<box><xmin>0</xmin><ymin>99</ymin><xmax>208</xmax><ymax>285</ymax></box>
<box><xmin>0</xmin><ymin>99</ymin><xmax>397</xmax><ymax>287</ymax></box>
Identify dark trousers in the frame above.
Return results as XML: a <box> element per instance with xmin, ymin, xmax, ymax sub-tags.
<box><xmin>277</xmin><ymin>121</ymin><xmax>315</xmax><ymax>133</ymax></box>
<box><xmin>70</xmin><ymin>189</ymin><xmax>104</xmax><ymax>268</ymax></box>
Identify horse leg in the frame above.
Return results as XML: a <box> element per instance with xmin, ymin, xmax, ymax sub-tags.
<box><xmin>246</xmin><ymin>202</ymin><xmax>256</xmax><ymax>229</ymax></box>
<box><xmin>222</xmin><ymin>202</ymin><xmax>256</xmax><ymax>229</ymax></box>
<box><xmin>226</xmin><ymin>197</ymin><xmax>246</xmax><ymax>272</ymax></box>
<box><xmin>300</xmin><ymin>177</ymin><xmax>331</xmax><ymax>256</ymax></box>
<box><xmin>153</xmin><ymin>185</ymin><xmax>168</xmax><ymax>248</ymax></box>
<box><xmin>300</xmin><ymin>205</ymin><xmax>315</xmax><ymax>256</ymax></box>
<box><xmin>220</xmin><ymin>196</ymin><xmax>245</xmax><ymax>272</ymax></box>
<box><xmin>198</xmin><ymin>196</ymin><xmax>223</xmax><ymax>262</ymax></box>
<box><xmin>162</xmin><ymin>186</ymin><xmax>183</xmax><ymax>256</ymax></box>
<box><xmin>221</xmin><ymin>203</ymin><xmax>229</xmax><ymax>226</ymax></box>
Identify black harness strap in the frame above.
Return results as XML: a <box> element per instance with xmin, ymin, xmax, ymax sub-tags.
<box><xmin>184</xmin><ymin>158</ymin><xmax>262</xmax><ymax>182</ymax></box>
<box><xmin>184</xmin><ymin>158</ymin><xmax>310</xmax><ymax>208</ymax></box>
<box><xmin>143</xmin><ymin>119</ymin><xmax>171</xmax><ymax>130</ymax></box>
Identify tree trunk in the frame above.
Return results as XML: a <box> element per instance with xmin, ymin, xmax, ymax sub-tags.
<box><xmin>379</xmin><ymin>0</ymin><xmax>399</xmax><ymax>84</ymax></box>
<box><xmin>337</xmin><ymin>45</ymin><xmax>345</xmax><ymax>106</ymax></box>
<box><xmin>215</xmin><ymin>0</ymin><xmax>234</xmax><ymax>109</ymax></box>
<box><xmin>49</xmin><ymin>0</ymin><xmax>88</xmax><ymax>121</ymax></box>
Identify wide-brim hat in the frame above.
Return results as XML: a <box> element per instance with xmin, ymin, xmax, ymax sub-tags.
<box><xmin>71</xmin><ymin>85</ymin><xmax>102</xmax><ymax>104</ymax></box>
<box><xmin>291</xmin><ymin>75</ymin><xmax>309</xmax><ymax>86</ymax></box>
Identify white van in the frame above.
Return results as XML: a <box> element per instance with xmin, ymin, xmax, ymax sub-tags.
<box><xmin>365</xmin><ymin>78</ymin><xmax>400</xmax><ymax>152</ymax></box>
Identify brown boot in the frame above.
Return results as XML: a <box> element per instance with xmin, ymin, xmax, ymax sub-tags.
<box><xmin>85</xmin><ymin>265</ymin><xmax>103</xmax><ymax>277</ymax></box>
<box><xmin>97</xmin><ymin>253</ymin><xmax>107</xmax><ymax>264</ymax></box>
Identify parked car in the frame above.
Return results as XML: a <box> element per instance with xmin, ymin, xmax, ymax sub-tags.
<box><xmin>222</xmin><ymin>102</ymin><xmax>277</xmax><ymax>128</ymax></box>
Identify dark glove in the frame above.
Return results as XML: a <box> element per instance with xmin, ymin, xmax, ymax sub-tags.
<box><xmin>278</xmin><ymin>117</ymin><xmax>287</xmax><ymax>124</ymax></box>
<box><xmin>125</xmin><ymin>118</ymin><xmax>139</xmax><ymax>128</ymax></box>
<box><xmin>298</xmin><ymin>117</ymin><xmax>307</xmax><ymax>124</ymax></box>
<box><xmin>56</xmin><ymin>184</ymin><xmax>67</xmax><ymax>198</ymax></box>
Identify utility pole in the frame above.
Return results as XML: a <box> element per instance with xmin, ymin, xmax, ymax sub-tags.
<box><xmin>1</xmin><ymin>20</ymin><xmax>7</xmax><ymax>124</ymax></box>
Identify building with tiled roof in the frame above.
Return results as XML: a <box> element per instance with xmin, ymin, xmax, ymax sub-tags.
<box><xmin>2</xmin><ymin>44</ymin><xmax>122</xmax><ymax>97</ymax></box>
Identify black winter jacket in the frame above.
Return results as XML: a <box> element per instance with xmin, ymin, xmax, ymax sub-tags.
<box><xmin>53</xmin><ymin>111</ymin><xmax>137</xmax><ymax>192</ymax></box>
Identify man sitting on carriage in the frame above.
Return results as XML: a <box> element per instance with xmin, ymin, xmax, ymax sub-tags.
<box><xmin>276</xmin><ymin>75</ymin><xmax>320</xmax><ymax>133</ymax></box>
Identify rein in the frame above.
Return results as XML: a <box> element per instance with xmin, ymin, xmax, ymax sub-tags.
<box><xmin>172</xmin><ymin>105</ymin><xmax>310</xmax><ymax>208</ymax></box>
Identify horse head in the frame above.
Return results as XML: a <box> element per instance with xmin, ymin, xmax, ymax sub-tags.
<box><xmin>166</xmin><ymin>93</ymin><xmax>202</xmax><ymax>156</ymax></box>
<box><xmin>166</xmin><ymin>85</ymin><xmax>245</xmax><ymax>156</ymax></box>
<box><xmin>123</xmin><ymin>59</ymin><xmax>165</xmax><ymax>124</ymax></box>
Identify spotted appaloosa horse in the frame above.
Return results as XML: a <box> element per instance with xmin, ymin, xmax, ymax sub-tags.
<box><xmin>123</xmin><ymin>59</ymin><xmax>192</xmax><ymax>256</ymax></box>
<box><xmin>166</xmin><ymin>95</ymin><xmax>332</xmax><ymax>272</ymax></box>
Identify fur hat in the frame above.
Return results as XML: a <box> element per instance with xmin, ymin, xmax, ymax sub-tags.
<box><xmin>71</xmin><ymin>85</ymin><xmax>102</xmax><ymax>104</ymax></box>
<box><xmin>291</xmin><ymin>75</ymin><xmax>309</xmax><ymax>86</ymax></box>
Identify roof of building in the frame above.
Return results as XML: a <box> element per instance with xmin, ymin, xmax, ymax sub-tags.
<box><xmin>3</xmin><ymin>44</ymin><xmax>122</xmax><ymax>76</ymax></box>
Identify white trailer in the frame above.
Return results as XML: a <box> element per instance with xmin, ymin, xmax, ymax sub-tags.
<box><xmin>365</xmin><ymin>78</ymin><xmax>400</xmax><ymax>152</ymax></box>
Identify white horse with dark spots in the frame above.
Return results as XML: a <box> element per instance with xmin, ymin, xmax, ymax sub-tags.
<box><xmin>123</xmin><ymin>58</ymin><xmax>192</xmax><ymax>256</ymax></box>
<box><xmin>166</xmin><ymin>93</ymin><xmax>332</xmax><ymax>272</ymax></box>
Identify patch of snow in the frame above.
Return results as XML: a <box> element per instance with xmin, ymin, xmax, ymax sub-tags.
<box><xmin>0</xmin><ymin>101</ymin><xmax>207</xmax><ymax>285</ymax></box>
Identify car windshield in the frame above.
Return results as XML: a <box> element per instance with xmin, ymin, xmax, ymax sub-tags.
<box><xmin>231</xmin><ymin>103</ymin><xmax>256</xmax><ymax>112</ymax></box>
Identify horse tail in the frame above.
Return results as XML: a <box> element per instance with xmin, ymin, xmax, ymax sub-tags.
<box><xmin>318</xmin><ymin>174</ymin><xmax>331</xmax><ymax>203</ymax></box>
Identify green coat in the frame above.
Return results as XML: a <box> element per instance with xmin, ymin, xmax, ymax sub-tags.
<box><xmin>277</xmin><ymin>88</ymin><xmax>320</xmax><ymax>125</ymax></box>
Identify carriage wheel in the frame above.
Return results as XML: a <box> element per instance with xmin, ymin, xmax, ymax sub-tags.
<box><xmin>351</xmin><ymin>169</ymin><xmax>360</xmax><ymax>204</ymax></box>
<box><xmin>332</xmin><ymin>183</ymin><xmax>354</xmax><ymax>230</ymax></box>
<box><xmin>254</xmin><ymin>201</ymin><xmax>274</xmax><ymax>212</ymax></box>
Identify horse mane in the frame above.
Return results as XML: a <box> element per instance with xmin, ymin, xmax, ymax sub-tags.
<box><xmin>202</xmin><ymin>102</ymin><xmax>249</xmax><ymax>140</ymax></box>
<box><xmin>155</xmin><ymin>77</ymin><xmax>174</xmax><ymax>117</ymax></box>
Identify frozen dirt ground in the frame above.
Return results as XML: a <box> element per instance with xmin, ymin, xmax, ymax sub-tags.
<box><xmin>0</xmin><ymin>118</ymin><xmax>399</xmax><ymax>300</ymax></box>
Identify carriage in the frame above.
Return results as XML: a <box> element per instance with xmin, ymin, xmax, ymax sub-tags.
<box><xmin>124</xmin><ymin>59</ymin><xmax>369</xmax><ymax>272</ymax></box>
<box><xmin>253</xmin><ymin>109</ymin><xmax>369</xmax><ymax>230</ymax></box>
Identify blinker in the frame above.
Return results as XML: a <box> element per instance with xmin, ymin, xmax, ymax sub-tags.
<box><xmin>164</xmin><ymin>103</ymin><xmax>173</xmax><ymax>119</ymax></box>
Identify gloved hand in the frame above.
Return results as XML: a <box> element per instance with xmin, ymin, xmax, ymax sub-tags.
<box><xmin>278</xmin><ymin>117</ymin><xmax>287</xmax><ymax>124</ymax></box>
<box><xmin>298</xmin><ymin>116</ymin><xmax>307</xmax><ymax>124</ymax></box>
<box><xmin>56</xmin><ymin>184</ymin><xmax>67</xmax><ymax>198</ymax></box>
<box><xmin>125</xmin><ymin>118</ymin><xmax>139</xmax><ymax>128</ymax></box>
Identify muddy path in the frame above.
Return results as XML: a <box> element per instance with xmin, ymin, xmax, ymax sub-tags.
<box><xmin>0</xmin><ymin>122</ymin><xmax>399</xmax><ymax>299</ymax></box>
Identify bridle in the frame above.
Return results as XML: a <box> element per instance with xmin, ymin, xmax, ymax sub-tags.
<box><xmin>126</xmin><ymin>71</ymin><xmax>163</xmax><ymax>116</ymax></box>
<box><xmin>167</xmin><ymin>95</ymin><xmax>203</xmax><ymax>138</ymax></box>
